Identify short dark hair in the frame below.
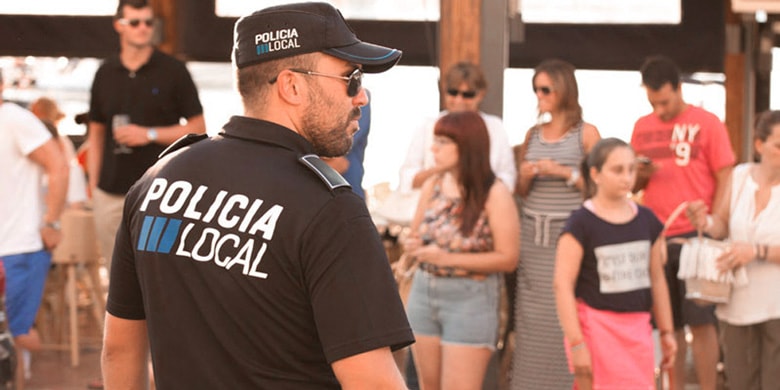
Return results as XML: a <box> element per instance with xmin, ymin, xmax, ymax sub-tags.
<box><xmin>640</xmin><ymin>55</ymin><xmax>681</xmax><ymax>91</ymax></box>
<box><xmin>236</xmin><ymin>53</ymin><xmax>317</xmax><ymax>110</ymax></box>
<box><xmin>443</xmin><ymin>62</ymin><xmax>487</xmax><ymax>92</ymax></box>
<box><xmin>755</xmin><ymin>110</ymin><xmax>780</xmax><ymax>143</ymax></box>
<box><xmin>116</xmin><ymin>0</ymin><xmax>150</xmax><ymax>19</ymax></box>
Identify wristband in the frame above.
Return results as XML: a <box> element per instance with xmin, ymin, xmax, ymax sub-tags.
<box><xmin>705</xmin><ymin>215</ymin><xmax>714</xmax><ymax>231</ymax></box>
<box><xmin>566</xmin><ymin>168</ymin><xmax>580</xmax><ymax>187</ymax></box>
<box><xmin>43</xmin><ymin>221</ymin><xmax>61</xmax><ymax>231</ymax></box>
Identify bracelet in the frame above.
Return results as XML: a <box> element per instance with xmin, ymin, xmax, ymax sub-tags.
<box><xmin>570</xmin><ymin>342</ymin><xmax>586</xmax><ymax>352</ymax></box>
<box><xmin>705</xmin><ymin>215</ymin><xmax>714</xmax><ymax>231</ymax></box>
<box><xmin>569</xmin><ymin>339</ymin><xmax>586</xmax><ymax>352</ymax></box>
<box><xmin>660</xmin><ymin>329</ymin><xmax>674</xmax><ymax>337</ymax></box>
<box><xmin>757</xmin><ymin>244</ymin><xmax>769</xmax><ymax>262</ymax></box>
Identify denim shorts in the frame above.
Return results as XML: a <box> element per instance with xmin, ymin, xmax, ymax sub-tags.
<box><xmin>406</xmin><ymin>269</ymin><xmax>500</xmax><ymax>349</ymax></box>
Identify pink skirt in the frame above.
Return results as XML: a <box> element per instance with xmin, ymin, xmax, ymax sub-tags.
<box><xmin>565</xmin><ymin>300</ymin><xmax>655</xmax><ymax>390</ymax></box>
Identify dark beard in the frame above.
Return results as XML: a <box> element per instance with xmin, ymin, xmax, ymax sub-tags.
<box><xmin>301</xmin><ymin>104</ymin><xmax>360</xmax><ymax>158</ymax></box>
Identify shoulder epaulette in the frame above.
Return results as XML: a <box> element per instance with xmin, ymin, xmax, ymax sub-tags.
<box><xmin>158</xmin><ymin>133</ymin><xmax>209</xmax><ymax>159</ymax></box>
<box><xmin>298</xmin><ymin>154</ymin><xmax>351</xmax><ymax>191</ymax></box>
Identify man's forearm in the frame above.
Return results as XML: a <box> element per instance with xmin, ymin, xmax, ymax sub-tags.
<box><xmin>153</xmin><ymin>115</ymin><xmax>207</xmax><ymax>145</ymax></box>
<box><xmin>44</xmin><ymin>155</ymin><xmax>69</xmax><ymax>224</ymax></box>
<box><xmin>102</xmin><ymin>315</ymin><xmax>150</xmax><ymax>389</ymax></box>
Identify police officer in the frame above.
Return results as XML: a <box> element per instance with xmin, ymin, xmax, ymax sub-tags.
<box><xmin>102</xmin><ymin>3</ymin><xmax>414</xmax><ymax>389</ymax></box>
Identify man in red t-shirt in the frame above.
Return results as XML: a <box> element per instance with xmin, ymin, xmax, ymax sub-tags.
<box><xmin>631</xmin><ymin>55</ymin><xmax>734</xmax><ymax>390</ymax></box>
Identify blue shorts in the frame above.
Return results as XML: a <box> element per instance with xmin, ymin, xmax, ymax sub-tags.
<box><xmin>406</xmin><ymin>270</ymin><xmax>500</xmax><ymax>349</ymax></box>
<box><xmin>2</xmin><ymin>251</ymin><xmax>51</xmax><ymax>337</ymax></box>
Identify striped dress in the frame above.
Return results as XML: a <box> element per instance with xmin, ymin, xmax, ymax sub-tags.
<box><xmin>511</xmin><ymin>124</ymin><xmax>584</xmax><ymax>389</ymax></box>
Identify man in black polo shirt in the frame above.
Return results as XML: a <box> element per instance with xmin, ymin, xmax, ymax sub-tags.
<box><xmin>86</xmin><ymin>0</ymin><xmax>205</xmax><ymax>272</ymax></box>
<box><xmin>102</xmin><ymin>2</ymin><xmax>414</xmax><ymax>389</ymax></box>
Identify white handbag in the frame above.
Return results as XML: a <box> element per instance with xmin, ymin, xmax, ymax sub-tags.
<box><xmin>665</xmin><ymin>202</ymin><xmax>748</xmax><ymax>305</ymax></box>
<box><xmin>677</xmin><ymin>235</ymin><xmax>748</xmax><ymax>305</ymax></box>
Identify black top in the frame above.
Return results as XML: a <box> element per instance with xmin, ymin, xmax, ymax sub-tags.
<box><xmin>107</xmin><ymin>116</ymin><xmax>413</xmax><ymax>389</ymax></box>
<box><xmin>88</xmin><ymin>49</ymin><xmax>203</xmax><ymax>194</ymax></box>
<box><xmin>563</xmin><ymin>205</ymin><xmax>664</xmax><ymax>313</ymax></box>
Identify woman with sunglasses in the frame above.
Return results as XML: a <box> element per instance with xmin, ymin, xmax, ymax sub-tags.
<box><xmin>404</xmin><ymin>111</ymin><xmax>520</xmax><ymax>390</ymax></box>
<box><xmin>399</xmin><ymin>61</ymin><xmax>516</xmax><ymax>196</ymax></box>
<box><xmin>512</xmin><ymin>59</ymin><xmax>601</xmax><ymax>389</ymax></box>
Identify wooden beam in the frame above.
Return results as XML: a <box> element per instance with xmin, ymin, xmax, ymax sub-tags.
<box><xmin>725</xmin><ymin>54</ymin><xmax>746</xmax><ymax>162</ymax></box>
<box><xmin>439</xmin><ymin>0</ymin><xmax>482</xmax><ymax>108</ymax></box>
<box><xmin>480</xmin><ymin>0</ymin><xmax>508</xmax><ymax>118</ymax></box>
<box><xmin>724</xmin><ymin>0</ymin><xmax>747</xmax><ymax>163</ymax></box>
<box><xmin>150</xmin><ymin>0</ymin><xmax>178</xmax><ymax>55</ymax></box>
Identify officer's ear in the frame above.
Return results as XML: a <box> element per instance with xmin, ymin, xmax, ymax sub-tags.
<box><xmin>275</xmin><ymin>70</ymin><xmax>306</xmax><ymax>106</ymax></box>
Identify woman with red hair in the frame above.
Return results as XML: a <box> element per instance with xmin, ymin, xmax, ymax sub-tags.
<box><xmin>403</xmin><ymin>111</ymin><xmax>520</xmax><ymax>389</ymax></box>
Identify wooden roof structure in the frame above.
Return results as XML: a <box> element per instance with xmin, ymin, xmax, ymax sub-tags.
<box><xmin>0</xmin><ymin>0</ymin><xmax>773</xmax><ymax>161</ymax></box>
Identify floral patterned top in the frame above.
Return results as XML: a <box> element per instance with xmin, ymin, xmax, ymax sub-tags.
<box><xmin>419</xmin><ymin>177</ymin><xmax>494</xmax><ymax>255</ymax></box>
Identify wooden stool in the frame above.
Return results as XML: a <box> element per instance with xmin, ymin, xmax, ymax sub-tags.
<box><xmin>46</xmin><ymin>209</ymin><xmax>104</xmax><ymax>367</ymax></box>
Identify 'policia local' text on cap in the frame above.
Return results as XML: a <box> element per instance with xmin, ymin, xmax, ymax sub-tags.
<box><xmin>233</xmin><ymin>2</ymin><xmax>402</xmax><ymax>73</ymax></box>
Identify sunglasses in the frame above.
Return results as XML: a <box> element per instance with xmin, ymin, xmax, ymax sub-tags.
<box><xmin>446</xmin><ymin>89</ymin><xmax>477</xmax><ymax>99</ymax></box>
<box><xmin>119</xmin><ymin>18</ymin><xmax>155</xmax><ymax>28</ymax></box>
<box><xmin>533</xmin><ymin>86</ymin><xmax>553</xmax><ymax>95</ymax></box>
<box><xmin>287</xmin><ymin>68</ymin><xmax>363</xmax><ymax>97</ymax></box>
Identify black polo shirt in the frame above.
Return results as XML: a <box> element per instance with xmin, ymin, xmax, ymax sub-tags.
<box><xmin>89</xmin><ymin>49</ymin><xmax>203</xmax><ymax>194</ymax></box>
<box><xmin>108</xmin><ymin>116</ymin><xmax>413</xmax><ymax>389</ymax></box>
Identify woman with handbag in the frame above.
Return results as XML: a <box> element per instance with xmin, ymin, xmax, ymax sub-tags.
<box><xmin>687</xmin><ymin>109</ymin><xmax>780</xmax><ymax>390</ymax></box>
<box><xmin>403</xmin><ymin>111</ymin><xmax>520</xmax><ymax>390</ymax></box>
<box><xmin>554</xmin><ymin>138</ymin><xmax>677</xmax><ymax>389</ymax></box>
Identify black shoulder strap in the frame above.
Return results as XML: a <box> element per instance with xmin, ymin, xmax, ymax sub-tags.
<box><xmin>158</xmin><ymin>133</ymin><xmax>209</xmax><ymax>159</ymax></box>
<box><xmin>298</xmin><ymin>154</ymin><xmax>351</xmax><ymax>191</ymax></box>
